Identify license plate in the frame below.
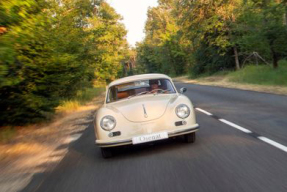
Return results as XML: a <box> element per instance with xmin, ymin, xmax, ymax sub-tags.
<box><xmin>132</xmin><ymin>132</ymin><xmax>168</xmax><ymax>145</ymax></box>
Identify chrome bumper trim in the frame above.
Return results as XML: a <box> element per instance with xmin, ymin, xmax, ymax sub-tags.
<box><xmin>96</xmin><ymin>124</ymin><xmax>199</xmax><ymax>148</ymax></box>
<box><xmin>168</xmin><ymin>125</ymin><xmax>199</xmax><ymax>137</ymax></box>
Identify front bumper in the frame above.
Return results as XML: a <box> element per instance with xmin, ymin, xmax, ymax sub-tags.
<box><xmin>96</xmin><ymin>124</ymin><xmax>199</xmax><ymax>148</ymax></box>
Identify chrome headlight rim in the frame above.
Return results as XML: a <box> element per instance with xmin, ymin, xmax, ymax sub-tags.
<box><xmin>100</xmin><ymin>115</ymin><xmax>116</xmax><ymax>131</ymax></box>
<box><xmin>175</xmin><ymin>104</ymin><xmax>190</xmax><ymax>119</ymax></box>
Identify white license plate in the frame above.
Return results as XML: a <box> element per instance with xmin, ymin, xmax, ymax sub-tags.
<box><xmin>132</xmin><ymin>132</ymin><xmax>168</xmax><ymax>145</ymax></box>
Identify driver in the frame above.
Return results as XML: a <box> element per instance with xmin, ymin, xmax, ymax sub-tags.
<box><xmin>150</xmin><ymin>79</ymin><xmax>159</xmax><ymax>93</ymax></box>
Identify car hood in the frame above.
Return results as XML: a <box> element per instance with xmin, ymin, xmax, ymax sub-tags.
<box><xmin>107</xmin><ymin>94</ymin><xmax>178</xmax><ymax>122</ymax></box>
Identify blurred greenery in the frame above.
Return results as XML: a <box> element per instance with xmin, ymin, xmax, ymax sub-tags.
<box><xmin>0</xmin><ymin>126</ymin><xmax>15</xmax><ymax>143</ymax></box>
<box><xmin>0</xmin><ymin>0</ymin><xmax>129</xmax><ymax>126</ymax></box>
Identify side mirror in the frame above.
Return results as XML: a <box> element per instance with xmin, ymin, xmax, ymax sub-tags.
<box><xmin>179</xmin><ymin>87</ymin><xmax>187</xmax><ymax>94</ymax></box>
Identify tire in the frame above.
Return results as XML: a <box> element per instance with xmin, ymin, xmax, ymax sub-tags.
<box><xmin>101</xmin><ymin>147</ymin><xmax>113</xmax><ymax>158</ymax></box>
<box><xmin>184</xmin><ymin>132</ymin><xmax>196</xmax><ymax>143</ymax></box>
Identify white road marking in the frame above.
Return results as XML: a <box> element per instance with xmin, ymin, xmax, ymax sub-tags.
<box><xmin>195</xmin><ymin>108</ymin><xmax>213</xmax><ymax>116</ymax></box>
<box><xmin>196</xmin><ymin>107</ymin><xmax>287</xmax><ymax>153</ymax></box>
<box><xmin>219</xmin><ymin>119</ymin><xmax>252</xmax><ymax>133</ymax></box>
<box><xmin>258</xmin><ymin>136</ymin><xmax>287</xmax><ymax>153</ymax></box>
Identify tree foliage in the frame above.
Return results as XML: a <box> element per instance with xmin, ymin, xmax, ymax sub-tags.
<box><xmin>136</xmin><ymin>0</ymin><xmax>188</xmax><ymax>76</ymax></box>
<box><xmin>0</xmin><ymin>0</ymin><xmax>128</xmax><ymax>125</ymax></box>
<box><xmin>136</xmin><ymin>0</ymin><xmax>287</xmax><ymax>76</ymax></box>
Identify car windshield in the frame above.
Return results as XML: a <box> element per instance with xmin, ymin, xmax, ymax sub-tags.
<box><xmin>107</xmin><ymin>78</ymin><xmax>176</xmax><ymax>103</ymax></box>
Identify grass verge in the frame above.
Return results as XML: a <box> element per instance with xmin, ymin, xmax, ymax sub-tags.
<box><xmin>173</xmin><ymin>60</ymin><xmax>287</xmax><ymax>96</ymax></box>
<box><xmin>186</xmin><ymin>60</ymin><xmax>287</xmax><ymax>87</ymax></box>
<box><xmin>228</xmin><ymin>62</ymin><xmax>287</xmax><ymax>86</ymax></box>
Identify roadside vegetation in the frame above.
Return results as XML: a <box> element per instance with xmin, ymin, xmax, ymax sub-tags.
<box><xmin>0</xmin><ymin>127</ymin><xmax>16</xmax><ymax>143</ymax></box>
<box><xmin>187</xmin><ymin>60</ymin><xmax>287</xmax><ymax>87</ymax></box>
<box><xmin>56</xmin><ymin>86</ymin><xmax>105</xmax><ymax>113</ymax></box>
<box><xmin>1</xmin><ymin>0</ymin><xmax>287</xmax><ymax>130</ymax></box>
<box><xmin>228</xmin><ymin>61</ymin><xmax>287</xmax><ymax>86</ymax></box>
<box><xmin>135</xmin><ymin>0</ymin><xmax>287</xmax><ymax>86</ymax></box>
<box><xmin>0</xmin><ymin>86</ymin><xmax>105</xmax><ymax>142</ymax></box>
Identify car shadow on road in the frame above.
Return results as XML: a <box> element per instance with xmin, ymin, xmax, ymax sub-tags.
<box><xmin>71</xmin><ymin>123</ymin><xmax>201</xmax><ymax>162</ymax></box>
<box><xmin>20</xmin><ymin>125</ymin><xmax>200</xmax><ymax>192</ymax></box>
<box><xmin>106</xmin><ymin>137</ymin><xmax>193</xmax><ymax>159</ymax></box>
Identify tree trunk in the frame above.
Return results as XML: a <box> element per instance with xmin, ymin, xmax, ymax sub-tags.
<box><xmin>271</xmin><ymin>47</ymin><xmax>278</xmax><ymax>69</ymax></box>
<box><xmin>129</xmin><ymin>61</ymin><xmax>133</xmax><ymax>75</ymax></box>
<box><xmin>233</xmin><ymin>46</ymin><xmax>240</xmax><ymax>70</ymax></box>
<box><xmin>122</xmin><ymin>62</ymin><xmax>127</xmax><ymax>76</ymax></box>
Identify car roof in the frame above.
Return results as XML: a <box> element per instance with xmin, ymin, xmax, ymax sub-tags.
<box><xmin>108</xmin><ymin>73</ymin><xmax>172</xmax><ymax>87</ymax></box>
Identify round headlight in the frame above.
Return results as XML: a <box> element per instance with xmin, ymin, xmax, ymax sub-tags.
<box><xmin>176</xmin><ymin>104</ymin><xmax>190</xmax><ymax>119</ymax></box>
<box><xmin>100</xmin><ymin>116</ymin><xmax>116</xmax><ymax>131</ymax></box>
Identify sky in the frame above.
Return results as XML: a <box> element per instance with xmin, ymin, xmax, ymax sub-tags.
<box><xmin>107</xmin><ymin>0</ymin><xmax>158</xmax><ymax>47</ymax></box>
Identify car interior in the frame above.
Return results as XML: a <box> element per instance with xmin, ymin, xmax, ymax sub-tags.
<box><xmin>107</xmin><ymin>79</ymin><xmax>174</xmax><ymax>103</ymax></box>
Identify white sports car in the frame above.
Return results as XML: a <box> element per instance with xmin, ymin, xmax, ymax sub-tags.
<box><xmin>94</xmin><ymin>73</ymin><xmax>199</xmax><ymax>158</ymax></box>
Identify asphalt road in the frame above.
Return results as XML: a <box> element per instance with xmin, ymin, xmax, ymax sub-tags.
<box><xmin>22</xmin><ymin>83</ymin><xmax>287</xmax><ymax>192</ymax></box>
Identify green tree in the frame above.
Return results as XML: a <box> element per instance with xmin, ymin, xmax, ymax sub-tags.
<box><xmin>137</xmin><ymin>0</ymin><xmax>188</xmax><ymax>76</ymax></box>
<box><xmin>137</xmin><ymin>0</ymin><xmax>287</xmax><ymax>76</ymax></box>
<box><xmin>0</xmin><ymin>0</ymin><xmax>129</xmax><ymax>125</ymax></box>
<box><xmin>235</xmin><ymin>0</ymin><xmax>287</xmax><ymax>68</ymax></box>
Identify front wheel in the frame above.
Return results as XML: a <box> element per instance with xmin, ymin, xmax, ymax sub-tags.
<box><xmin>184</xmin><ymin>132</ymin><xmax>196</xmax><ymax>143</ymax></box>
<box><xmin>101</xmin><ymin>147</ymin><xmax>113</xmax><ymax>158</ymax></box>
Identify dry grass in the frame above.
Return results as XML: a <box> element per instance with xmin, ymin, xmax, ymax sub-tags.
<box><xmin>56</xmin><ymin>100</ymin><xmax>81</xmax><ymax>112</ymax></box>
<box><xmin>0</xmin><ymin>92</ymin><xmax>105</xmax><ymax>192</ymax></box>
<box><xmin>0</xmin><ymin>92</ymin><xmax>105</xmax><ymax>158</ymax></box>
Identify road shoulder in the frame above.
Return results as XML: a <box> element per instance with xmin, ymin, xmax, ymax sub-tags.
<box><xmin>173</xmin><ymin>76</ymin><xmax>287</xmax><ymax>96</ymax></box>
